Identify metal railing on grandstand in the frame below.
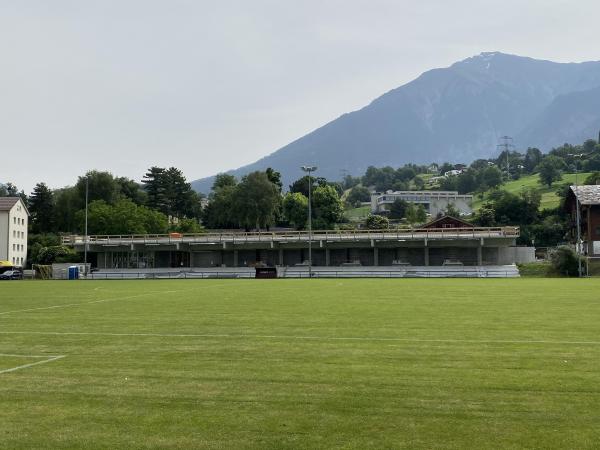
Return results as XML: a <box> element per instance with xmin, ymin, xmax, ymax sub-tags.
<box><xmin>85</xmin><ymin>267</ymin><xmax>519</xmax><ymax>279</ymax></box>
<box><xmin>63</xmin><ymin>226</ymin><xmax>519</xmax><ymax>247</ymax></box>
<box><xmin>86</xmin><ymin>271</ymin><xmax>255</xmax><ymax>280</ymax></box>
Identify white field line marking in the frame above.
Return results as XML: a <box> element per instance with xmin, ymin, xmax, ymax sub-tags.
<box><xmin>0</xmin><ymin>353</ymin><xmax>61</xmax><ymax>358</ymax></box>
<box><xmin>0</xmin><ymin>354</ymin><xmax>66</xmax><ymax>375</ymax></box>
<box><xmin>1</xmin><ymin>331</ymin><xmax>600</xmax><ymax>346</ymax></box>
<box><xmin>0</xmin><ymin>285</ymin><xmax>227</xmax><ymax>316</ymax></box>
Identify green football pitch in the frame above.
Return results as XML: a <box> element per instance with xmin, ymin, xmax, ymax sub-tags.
<box><xmin>1</xmin><ymin>279</ymin><xmax>600</xmax><ymax>449</ymax></box>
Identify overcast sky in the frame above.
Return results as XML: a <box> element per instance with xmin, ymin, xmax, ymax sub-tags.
<box><xmin>1</xmin><ymin>0</ymin><xmax>599</xmax><ymax>192</ymax></box>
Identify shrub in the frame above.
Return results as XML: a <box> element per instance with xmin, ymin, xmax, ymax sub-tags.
<box><xmin>550</xmin><ymin>246</ymin><xmax>585</xmax><ymax>276</ymax></box>
<box><xmin>365</xmin><ymin>214</ymin><xmax>389</xmax><ymax>229</ymax></box>
<box><xmin>36</xmin><ymin>245</ymin><xmax>81</xmax><ymax>265</ymax></box>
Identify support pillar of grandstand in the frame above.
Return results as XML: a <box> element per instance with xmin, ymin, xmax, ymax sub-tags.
<box><xmin>278</xmin><ymin>248</ymin><xmax>284</xmax><ymax>266</ymax></box>
<box><xmin>374</xmin><ymin>247</ymin><xmax>379</xmax><ymax>266</ymax></box>
<box><xmin>325</xmin><ymin>248</ymin><xmax>330</xmax><ymax>266</ymax></box>
<box><xmin>424</xmin><ymin>246</ymin><xmax>430</xmax><ymax>266</ymax></box>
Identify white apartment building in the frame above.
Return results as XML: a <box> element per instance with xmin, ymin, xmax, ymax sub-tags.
<box><xmin>0</xmin><ymin>197</ymin><xmax>29</xmax><ymax>267</ymax></box>
<box><xmin>371</xmin><ymin>190</ymin><xmax>473</xmax><ymax>217</ymax></box>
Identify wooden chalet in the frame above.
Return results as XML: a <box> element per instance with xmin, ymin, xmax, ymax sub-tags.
<box><xmin>419</xmin><ymin>215</ymin><xmax>475</xmax><ymax>230</ymax></box>
<box><xmin>566</xmin><ymin>185</ymin><xmax>600</xmax><ymax>256</ymax></box>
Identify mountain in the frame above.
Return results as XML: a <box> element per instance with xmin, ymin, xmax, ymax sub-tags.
<box><xmin>192</xmin><ymin>52</ymin><xmax>600</xmax><ymax>193</ymax></box>
<box><xmin>516</xmin><ymin>85</ymin><xmax>600</xmax><ymax>149</ymax></box>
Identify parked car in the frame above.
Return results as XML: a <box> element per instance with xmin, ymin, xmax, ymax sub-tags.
<box><xmin>0</xmin><ymin>269</ymin><xmax>23</xmax><ymax>280</ymax></box>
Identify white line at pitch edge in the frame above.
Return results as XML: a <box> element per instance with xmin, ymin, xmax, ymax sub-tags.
<box><xmin>0</xmin><ymin>353</ymin><xmax>61</xmax><ymax>358</ymax></box>
<box><xmin>0</xmin><ymin>355</ymin><xmax>66</xmax><ymax>375</ymax></box>
<box><xmin>1</xmin><ymin>331</ymin><xmax>600</xmax><ymax>345</ymax></box>
<box><xmin>0</xmin><ymin>285</ymin><xmax>226</xmax><ymax>316</ymax></box>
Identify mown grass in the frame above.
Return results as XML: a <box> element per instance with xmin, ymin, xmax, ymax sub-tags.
<box><xmin>1</xmin><ymin>279</ymin><xmax>600</xmax><ymax>449</ymax></box>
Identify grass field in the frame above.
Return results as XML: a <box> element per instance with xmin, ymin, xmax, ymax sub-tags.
<box><xmin>343</xmin><ymin>205</ymin><xmax>371</xmax><ymax>221</ymax></box>
<box><xmin>2</xmin><ymin>279</ymin><xmax>600</xmax><ymax>449</ymax></box>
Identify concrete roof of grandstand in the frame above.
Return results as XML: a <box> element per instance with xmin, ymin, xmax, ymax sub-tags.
<box><xmin>570</xmin><ymin>185</ymin><xmax>600</xmax><ymax>205</ymax></box>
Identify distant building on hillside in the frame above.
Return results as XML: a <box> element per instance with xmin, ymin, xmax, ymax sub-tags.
<box><xmin>565</xmin><ymin>185</ymin><xmax>600</xmax><ymax>256</ymax></box>
<box><xmin>444</xmin><ymin>169</ymin><xmax>464</xmax><ymax>177</ymax></box>
<box><xmin>370</xmin><ymin>191</ymin><xmax>473</xmax><ymax>216</ymax></box>
<box><xmin>0</xmin><ymin>197</ymin><xmax>29</xmax><ymax>267</ymax></box>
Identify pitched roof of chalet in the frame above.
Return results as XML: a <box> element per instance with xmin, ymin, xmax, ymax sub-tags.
<box><xmin>420</xmin><ymin>215</ymin><xmax>474</xmax><ymax>229</ymax></box>
<box><xmin>570</xmin><ymin>185</ymin><xmax>600</xmax><ymax>205</ymax></box>
<box><xmin>0</xmin><ymin>197</ymin><xmax>20</xmax><ymax>211</ymax></box>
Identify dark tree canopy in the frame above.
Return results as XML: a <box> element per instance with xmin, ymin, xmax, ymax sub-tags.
<box><xmin>233</xmin><ymin>171</ymin><xmax>281</xmax><ymax>230</ymax></box>
<box><xmin>346</xmin><ymin>185</ymin><xmax>370</xmax><ymax>207</ymax></box>
<box><xmin>536</xmin><ymin>155</ymin><xmax>565</xmax><ymax>187</ymax></box>
<box><xmin>29</xmin><ymin>183</ymin><xmax>55</xmax><ymax>233</ymax></box>
<box><xmin>142</xmin><ymin>167</ymin><xmax>201</xmax><ymax>219</ymax></box>
<box><xmin>289</xmin><ymin>175</ymin><xmax>326</xmax><ymax>197</ymax></box>
<box><xmin>389</xmin><ymin>198</ymin><xmax>409</xmax><ymax>220</ymax></box>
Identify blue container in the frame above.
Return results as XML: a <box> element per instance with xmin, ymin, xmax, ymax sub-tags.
<box><xmin>68</xmin><ymin>266</ymin><xmax>79</xmax><ymax>280</ymax></box>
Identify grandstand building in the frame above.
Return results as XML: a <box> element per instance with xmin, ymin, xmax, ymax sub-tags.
<box><xmin>66</xmin><ymin>224</ymin><xmax>524</xmax><ymax>272</ymax></box>
<box><xmin>370</xmin><ymin>191</ymin><xmax>473</xmax><ymax>216</ymax></box>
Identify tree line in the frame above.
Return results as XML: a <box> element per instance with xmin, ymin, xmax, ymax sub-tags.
<box><xmin>1</xmin><ymin>167</ymin><xmax>204</xmax><ymax>265</ymax></box>
<box><xmin>345</xmin><ymin>138</ymin><xmax>600</xmax><ymax>198</ymax></box>
<box><xmin>202</xmin><ymin>171</ymin><xmax>344</xmax><ymax>231</ymax></box>
<box><xmin>339</xmin><ymin>137</ymin><xmax>600</xmax><ymax>247</ymax></box>
<box><xmin>2</xmin><ymin>136</ymin><xmax>599</xmax><ymax>264</ymax></box>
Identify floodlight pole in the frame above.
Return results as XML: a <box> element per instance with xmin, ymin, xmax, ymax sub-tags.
<box><xmin>84</xmin><ymin>175</ymin><xmax>89</xmax><ymax>278</ymax></box>
<box><xmin>569</xmin><ymin>154</ymin><xmax>584</xmax><ymax>277</ymax></box>
<box><xmin>301</xmin><ymin>165</ymin><xmax>317</xmax><ymax>278</ymax></box>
